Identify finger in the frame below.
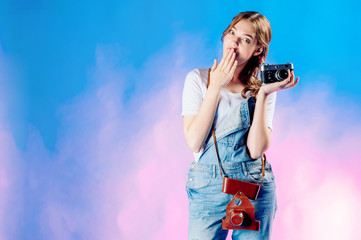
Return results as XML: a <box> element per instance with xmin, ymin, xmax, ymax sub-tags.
<box><xmin>219</xmin><ymin>49</ymin><xmax>232</xmax><ymax>69</ymax></box>
<box><xmin>225</xmin><ymin>51</ymin><xmax>236</xmax><ymax>72</ymax></box>
<box><xmin>283</xmin><ymin>76</ymin><xmax>300</xmax><ymax>89</ymax></box>
<box><xmin>221</xmin><ymin>49</ymin><xmax>234</xmax><ymax>71</ymax></box>
<box><xmin>280</xmin><ymin>75</ymin><xmax>291</xmax><ymax>85</ymax></box>
<box><xmin>211</xmin><ymin>59</ymin><xmax>217</xmax><ymax>72</ymax></box>
<box><xmin>282</xmin><ymin>70</ymin><xmax>293</xmax><ymax>85</ymax></box>
<box><xmin>278</xmin><ymin>77</ymin><xmax>291</xmax><ymax>89</ymax></box>
<box><xmin>287</xmin><ymin>70</ymin><xmax>296</xmax><ymax>85</ymax></box>
<box><xmin>290</xmin><ymin>70</ymin><xmax>295</xmax><ymax>81</ymax></box>
<box><xmin>230</xmin><ymin>60</ymin><xmax>238</xmax><ymax>76</ymax></box>
<box><xmin>219</xmin><ymin>49</ymin><xmax>231</xmax><ymax>69</ymax></box>
<box><xmin>289</xmin><ymin>77</ymin><xmax>300</xmax><ymax>88</ymax></box>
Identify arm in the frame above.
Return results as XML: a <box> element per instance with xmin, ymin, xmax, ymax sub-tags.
<box><xmin>247</xmin><ymin>70</ymin><xmax>299</xmax><ymax>158</ymax></box>
<box><xmin>183</xmin><ymin>87</ymin><xmax>221</xmax><ymax>152</ymax></box>
<box><xmin>183</xmin><ymin>49</ymin><xmax>238</xmax><ymax>152</ymax></box>
<box><xmin>246</xmin><ymin>89</ymin><xmax>272</xmax><ymax>159</ymax></box>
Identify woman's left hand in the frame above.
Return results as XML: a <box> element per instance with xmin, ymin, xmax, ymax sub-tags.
<box><xmin>259</xmin><ymin>69</ymin><xmax>299</xmax><ymax>96</ymax></box>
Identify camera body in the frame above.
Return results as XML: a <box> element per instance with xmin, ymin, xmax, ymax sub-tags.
<box><xmin>222</xmin><ymin>177</ymin><xmax>261</xmax><ymax>231</ymax></box>
<box><xmin>260</xmin><ymin>63</ymin><xmax>294</xmax><ymax>84</ymax></box>
<box><xmin>222</xmin><ymin>192</ymin><xmax>260</xmax><ymax>231</ymax></box>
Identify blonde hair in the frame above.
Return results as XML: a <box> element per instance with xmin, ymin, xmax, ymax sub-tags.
<box><xmin>221</xmin><ymin>11</ymin><xmax>272</xmax><ymax>98</ymax></box>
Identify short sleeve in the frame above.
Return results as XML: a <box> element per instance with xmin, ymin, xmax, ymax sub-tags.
<box><xmin>181</xmin><ymin>69</ymin><xmax>204</xmax><ymax>117</ymax></box>
<box><xmin>266</xmin><ymin>92</ymin><xmax>277</xmax><ymax>130</ymax></box>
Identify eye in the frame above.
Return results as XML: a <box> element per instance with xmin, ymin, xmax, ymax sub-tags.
<box><xmin>242</xmin><ymin>38</ymin><xmax>251</xmax><ymax>44</ymax></box>
<box><xmin>229</xmin><ymin>30</ymin><xmax>235</xmax><ymax>35</ymax></box>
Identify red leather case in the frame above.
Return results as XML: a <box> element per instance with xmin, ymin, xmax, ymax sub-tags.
<box><xmin>222</xmin><ymin>177</ymin><xmax>260</xmax><ymax>200</ymax></box>
<box><xmin>222</xmin><ymin>192</ymin><xmax>260</xmax><ymax>231</ymax></box>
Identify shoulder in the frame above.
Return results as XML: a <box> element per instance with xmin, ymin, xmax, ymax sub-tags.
<box><xmin>184</xmin><ymin>68</ymin><xmax>209</xmax><ymax>92</ymax></box>
<box><xmin>185</xmin><ymin>68</ymin><xmax>208</xmax><ymax>84</ymax></box>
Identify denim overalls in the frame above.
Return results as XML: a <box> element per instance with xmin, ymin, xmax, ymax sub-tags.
<box><xmin>186</xmin><ymin>96</ymin><xmax>277</xmax><ymax>240</ymax></box>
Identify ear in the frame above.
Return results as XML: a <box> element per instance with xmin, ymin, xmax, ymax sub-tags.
<box><xmin>253</xmin><ymin>46</ymin><xmax>264</xmax><ymax>56</ymax></box>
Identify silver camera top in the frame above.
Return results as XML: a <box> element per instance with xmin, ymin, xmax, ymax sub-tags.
<box><xmin>260</xmin><ymin>63</ymin><xmax>294</xmax><ymax>71</ymax></box>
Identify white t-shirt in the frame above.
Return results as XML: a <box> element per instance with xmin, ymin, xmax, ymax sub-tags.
<box><xmin>181</xmin><ymin>68</ymin><xmax>277</xmax><ymax>161</ymax></box>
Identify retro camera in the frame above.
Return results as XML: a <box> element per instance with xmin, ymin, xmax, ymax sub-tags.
<box><xmin>260</xmin><ymin>63</ymin><xmax>294</xmax><ymax>84</ymax></box>
<box><xmin>222</xmin><ymin>177</ymin><xmax>261</xmax><ymax>231</ymax></box>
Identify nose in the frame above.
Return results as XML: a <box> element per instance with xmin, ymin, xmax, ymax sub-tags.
<box><xmin>230</xmin><ymin>37</ymin><xmax>239</xmax><ymax>47</ymax></box>
<box><xmin>230</xmin><ymin>41</ymin><xmax>238</xmax><ymax>50</ymax></box>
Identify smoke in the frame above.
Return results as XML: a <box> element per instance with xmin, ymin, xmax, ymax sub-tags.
<box><xmin>269</xmin><ymin>86</ymin><xmax>361</xmax><ymax>239</ymax></box>
<box><xmin>0</xmin><ymin>46</ymin><xmax>23</xmax><ymax>240</ymax></box>
<box><xmin>19</xmin><ymin>38</ymin><xmax>195</xmax><ymax>239</ymax></box>
<box><xmin>1</xmin><ymin>34</ymin><xmax>361</xmax><ymax>239</ymax></box>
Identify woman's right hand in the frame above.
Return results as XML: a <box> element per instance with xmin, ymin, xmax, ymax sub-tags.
<box><xmin>209</xmin><ymin>49</ymin><xmax>238</xmax><ymax>91</ymax></box>
<box><xmin>183</xmin><ymin>49</ymin><xmax>237</xmax><ymax>153</ymax></box>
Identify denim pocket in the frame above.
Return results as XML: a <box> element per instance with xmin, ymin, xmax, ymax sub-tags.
<box><xmin>186</xmin><ymin>170</ymin><xmax>213</xmax><ymax>190</ymax></box>
<box><xmin>246</xmin><ymin>163</ymin><xmax>275</xmax><ymax>184</ymax></box>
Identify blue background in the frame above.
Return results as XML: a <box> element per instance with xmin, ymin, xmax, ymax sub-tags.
<box><xmin>0</xmin><ymin>0</ymin><xmax>360</xmax><ymax>239</ymax></box>
<box><xmin>1</xmin><ymin>0</ymin><xmax>360</xmax><ymax>151</ymax></box>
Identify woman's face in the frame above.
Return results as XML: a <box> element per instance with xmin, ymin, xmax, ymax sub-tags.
<box><xmin>223</xmin><ymin>20</ymin><xmax>262</xmax><ymax>67</ymax></box>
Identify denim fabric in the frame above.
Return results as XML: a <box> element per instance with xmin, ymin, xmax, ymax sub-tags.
<box><xmin>186</xmin><ymin>97</ymin><xmax>277</xmax><ymax>240</ymax></box>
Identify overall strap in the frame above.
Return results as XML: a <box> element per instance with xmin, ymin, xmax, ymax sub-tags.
<box><xmin>206</xmin><ymin>68</ymin><xmax>266</xmax><ymax>185</ymax></box>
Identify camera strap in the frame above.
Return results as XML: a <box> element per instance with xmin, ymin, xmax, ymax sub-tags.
<box><xmin>207</xmin><ymin>68</ymin><xmax>266</xmax><ymax>185</ymax></box>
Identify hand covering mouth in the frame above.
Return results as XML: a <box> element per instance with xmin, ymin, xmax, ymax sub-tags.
<box><xmin>227</xmin><ymin>47</ymin><xmax>237</xmax><ymax>53</ymax></box>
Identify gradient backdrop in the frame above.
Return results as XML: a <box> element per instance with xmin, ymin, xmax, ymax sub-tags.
<box><xmin>0</xmin><ymin>0</ymin><xmax>361</xmax><ymax>239</ymax></box>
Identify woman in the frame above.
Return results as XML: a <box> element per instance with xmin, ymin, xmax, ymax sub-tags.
<box><xmin>181</xmin><ymin>11</ymin><xmax>299</xmax><ymax>239</ymax></box>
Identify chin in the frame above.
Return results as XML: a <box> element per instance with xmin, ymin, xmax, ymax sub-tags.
<box><xmin>236</xmin><ymin>59</ymin><xmax>247</xmax><ymax>67</ymax></box>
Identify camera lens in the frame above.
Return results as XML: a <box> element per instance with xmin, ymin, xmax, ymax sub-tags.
<box><xmin>231</xmin><ymin>211</ymin><xmax>244</xmax><ymax>226</ymax></box>
<box><xmin>275</xmin><ymin>69</ymin><xmax>288</xmax><ymax>81</ymax></box>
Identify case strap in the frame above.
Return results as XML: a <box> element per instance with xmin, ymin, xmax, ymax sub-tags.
<box><xmin>206</xmin><ymin>68</ymin><xmax>266</xmax><ymax>185</ymax></box>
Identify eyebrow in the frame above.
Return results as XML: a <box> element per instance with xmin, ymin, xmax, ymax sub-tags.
<box><xmin>233</xmin><ymin>27</ymin><xmax>254</xmax><ymax>40</ymax></box>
